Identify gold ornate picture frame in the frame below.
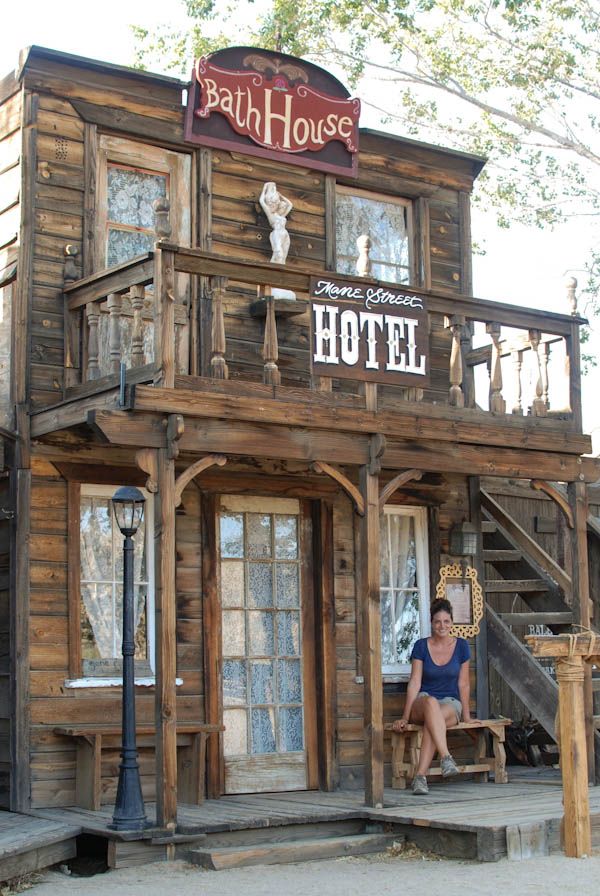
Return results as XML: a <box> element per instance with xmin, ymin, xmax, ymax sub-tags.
<box><xmin>435</xmin><ymin>563</ymin><xmax>484</xmax><ymax>638</ymax></box>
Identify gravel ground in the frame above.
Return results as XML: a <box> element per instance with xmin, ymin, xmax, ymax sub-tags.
<box><xmin>18</xmin><ymin>849</ymin><xmax>600</xmax><ymax>896</ymax></box>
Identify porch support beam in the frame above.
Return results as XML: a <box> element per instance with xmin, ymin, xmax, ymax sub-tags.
<box><xmin>155</xmin><ymin>447</ymin><xmax>178</xmax><ymax>829</ymax></box>
<box><xmin>567</xmin><ymin>481</ymin><xmax>594</xmax><ymax>782</ymax></box>
<box><xmin>359</xmin><ymin>443</ymin><xmax>384</xmax><ymax>808</ymax></box>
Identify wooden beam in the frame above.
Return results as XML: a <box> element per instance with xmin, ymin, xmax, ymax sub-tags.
<box><xmin>65</xmin><ymin>255</ymin><xmax>155</xmax><ymax>311</ymax></box>
<box><xmin>379</xmin><ymin>469</ymin><xmax>422</xmax><ymax>509</ymax></box>
<box><xmin>313</xmin><ymin>500</ymin><xmax>338</xmax><ymax>791</ymax></box>
<box><xmin>555</xmin><ymin>654</ymin><xmax>591</xmax><ymax>857</ymax></box>
<box><xmin>154</xmin><ymin>448</ymin><xmax>178</xmax><ymax>830</ymax></box>
<box><xmin>31</xmin><ymin>388</ymin><xmax>124</xmax><ymax>438</ymax></box>
<box><xmin>174</xmin><ymin>454</ymin><xmax>227</xmax><ymax>506</ymax></box>
<box><xmin>531</xmin><ymin>480</ymin><xmax>574</xmax><ymax>528</ymax></box>
<box><xmin>359</xmin><ymin>455</ymin><xmax>384</xmax><ymax>808</ymax></box>
<box><xmin>312</xmin><ymin>462</ymin><xmax>364</xmax><ymax>515</ymax></box>
<box><xmin>201</xmin><ymin>493</ymin><xmax>223</xmax><ymax>798</ymax></box>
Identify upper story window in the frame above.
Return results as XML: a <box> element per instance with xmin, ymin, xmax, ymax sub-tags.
<box><xmin>380</xmin><ymin>506</ymin><xmax>430</xmax><ymax>677</ymax></box>
<box><xmin>335</xmin><ymin>187</ymin><xmax>412</xmax><ymax>284</ymax></box>
<box><xmin>96</xmin><ymin>135</ymin><xmax>191</xmax><ymax>269</ymax></box>
<box><xmin>79</xmin><ymin>484</ymin><xmax>154</xmax><ymax>679</ymax></box>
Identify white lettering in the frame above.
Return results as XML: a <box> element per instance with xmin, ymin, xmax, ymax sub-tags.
<box><xmin>404</xmin><ymin>318</ymin><xmax>426</xmax><ymax>375</ymax></box>
<box><xmin>313</xmin><ymin>304</ymin><xmax>339</xmax><ymax>364</ymax></box>
<box><xmin>385</xmin><ymin>316</ymin><xmax>406</xmax><ymax>371</ymax></box>
<box><xmin>201</xmin><ymin>78</ymin><xmax>221</xmax><ymax>110</ymax></box>
<box><xmin>340</xmin><ymin>310</ymin><xmax>360</xmax><ymax>365</ymax></box>
<box><xmin>338</xmin><ymin>116</ymin><xmax>353</xmax><ymax>138</ymax></box>
<box><xmin>359</xmin><ymin>312</ymin><xmax>384</xmax><ymax>369</ymax></box>
<box><xmin>264</xmin><ymin>89</ymin><xmax>292</xmax><ymax>148</ymax></box>
<box><xmin>293</xmin><ymin>116</ymin><xmax>310</xmax><ymax>147</ymax></box>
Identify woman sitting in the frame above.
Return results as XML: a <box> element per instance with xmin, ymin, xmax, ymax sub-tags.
<box><xmin>392</xmin><ymin>597</ymin><xmax>478</xmax><ymax>794</ymax></box>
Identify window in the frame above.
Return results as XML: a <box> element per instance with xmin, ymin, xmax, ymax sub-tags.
<box><xmin>79</xmin><ymin>485</ymin><xmax>154</xmax><ymax>679</ymax></box>
<box><xmin>380</xmin><ymin>506</ymin><xmax>430</xmax><ymax>677</ymax></box>
<box><xmin>336</xmin><ymin>187</ymin><xmax>412</xmax><ymax>284</ymax></box>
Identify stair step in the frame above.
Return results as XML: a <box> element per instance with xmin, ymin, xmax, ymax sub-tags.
<box><xmin>482</xmin><ymin>521</ymin><xmax>498</xmax><ymax>534</ymax></box>
<box><xmin>483</xmin><ymin>549</ymin><xmax>522</xmax><ymax>563</ymax></box>
<box><xmin>187</xmin><ymin>832</ymin><xmax>397</xmax><ymax>870</ymax></box>
<box><xmin>498</xmin><ymin>612</ymin><xmax>574</xmax><ymax>627</ymax></box>
<box><xmin>485</xmin><ymin>579</ymin><xmax>549</xmax><ymax>593</ymax></box>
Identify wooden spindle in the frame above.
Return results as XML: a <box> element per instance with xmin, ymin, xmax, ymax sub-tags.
<box><xmin>565</xmin><ymin>276</ymin><xmax>578</xmax><ymax>316</ymax></box>
<box><xmin>529</xmin><ymin>328</ymin><xmax>547</xmax><ymax>416</ymax></box>
<box><xmin>263</xmin><ymin>292</ymin><xmax>281</xmax><ymax>385</ymax></box>
<box><xmin>130</xmin><ymin>284</ymin><xmax>146</xmax><ymax>367</ymax></box>
<box><xmin>153</xmin><ymin>198</ymin><xmax>172</xmax><ymax>240</ymax></box>
<box><xmin>210</xmin><ymin>276</ymin><xmax>229</xmax><ymax>380</ymax></box>
<box><xmin>86</xmin><ymin>304</ymin><xmax>101</xmax><ymax>381</ymax></box>
<box><xmin>486</xmin><ymin>321</ymin><xmax>506</xmax><ymax>414</ymax></box>
<box><xmin>541</xmin><ymin>341</ymin><xmax>550</xmax><ymax>409</ymax></box>
<box><xmin>511</xmin><ymin>348</ymin><xmax>524</xmax><ymax>415</ymax></box>
<box><xmin>63</xmin><ymin>244</ymin><xmax>80</xmax><ymax>387</ymax></box>
<box><xmin>446</xmin><ymin>314</ymin><xmax>465</xmax><ymax>408</ymax></box>
<box><xmin>107</xmin><ymin>292</ymin><xmax>123</xmax><ymax>374</ymax></box>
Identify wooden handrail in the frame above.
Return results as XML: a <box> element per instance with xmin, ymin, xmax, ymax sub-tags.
<box><xmin>481</xmin><ymin>488</ymin><xmax>572</xmax><ymax>599</ymax></box>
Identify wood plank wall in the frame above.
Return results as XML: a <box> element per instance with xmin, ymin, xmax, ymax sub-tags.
<box><xmin>28</xmin><ymin>456</ymin><xmax>204</xmax><ymax>808</ymax></box>
<box><xmin>0</xmin><ymin>473</ymin><xmax>10</xmax><ymax>807</ymax></box>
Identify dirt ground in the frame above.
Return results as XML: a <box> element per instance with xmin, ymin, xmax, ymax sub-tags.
<box><xmin>17</xmin><ymin>850</ymin><xmax>600</xmax><ymax>896</ymax></box>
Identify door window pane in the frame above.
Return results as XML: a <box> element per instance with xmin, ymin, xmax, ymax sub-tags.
<box><xmin>276</xmin><ymin>658</ymin><xmax>302</xmax><ymax>703</ymax></box>
<box><xmin>279</xmin><ymin>707</ymin><xmax>304</xmax><ymax>752</ymax></box>
<box><xmin>106</xmin><ymin>163</ymin><xmax>167</xmax><ymax>267</ymax></box>
<box><xmin>223</xmin><ymin>659</ymin><xmax>247</xmax><ymax>706</ymax></box>
<box><xmin>221</xmin><ymin>560</ymin><xmax>245</xmax><ymax>608</ymax></box>
<box><xmin>275</xmin><ymin>563</ymin><xmax>299</xmax><ymax>608</ymax></box>
<box><xmin>223</xmin><ymin>708</ymin><xmax>248</xmax><ymax>755</ymax></box>
<box><xmin>251</xmin><ymin>708</ymin><xmax>276</xmax><ymax>754</ymax></box>
<box><xmin>250</xmin><ymin>660</ymin><xmax>274</xmax><ymax>704</ymax></box>
<box><xmin>248</xmin><ymin>611</ymin><xmax>274</xmax><ymax>657</ymax></box>
<box><xmin>222</xmin><ymin>610</ymin><xmax>246</xmax><ymax>656</ymax></box>
<box><xmin>248</xmin><ymin>562</ymin><xmax>274</xmax><ymax>608</ymax></box>
<box><xmin>247</xmin><ymin>514</ymin><xmax>272</xmax><ymax>559</ymax></box>
<box><xmin>220</xmin><ymin>513</ymin><xmax>244</xmax><ymax>558</ymax></box>
<box><xmin>336</xmin><ymin>190</ymin><xmax>410</xmax><ymax>284</ymax></box>
<box><xmin>274</xmin><ymin>515</ymin><xmax>298</xmax><ymax>559</ymax></box>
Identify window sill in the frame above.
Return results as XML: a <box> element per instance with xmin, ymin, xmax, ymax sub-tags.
<box><xmin>64</xmin><ymin>677</ymin><xmax>183</xmax><ymax>689</ymax></box>
<box><xmin>354</xmin><ymin>674</ymin><xmax>410</xmax><ymax>685</ymax></box>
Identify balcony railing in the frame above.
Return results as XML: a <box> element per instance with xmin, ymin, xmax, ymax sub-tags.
<box><xmin>62</xmin><ymin>241</ymin><xmax>585</xmax><ymax>432</ymax></box>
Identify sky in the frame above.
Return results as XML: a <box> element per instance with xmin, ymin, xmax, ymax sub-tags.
<box><xmin>4</xmin><ymin>0</ymin><xmax>599</xmax><ymax>450</ymax></box>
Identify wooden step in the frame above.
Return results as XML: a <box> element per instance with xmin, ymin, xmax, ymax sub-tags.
<box><xmin>498</xmin><ymin>612</ymin><xmax>573</xmax><ymax>627</ymax></box>
<box><xmin>485</xmin><ymin>579</ymin><xmax>549</xmax><ymax>593</ymax></box>
<box><xmin>187</xmin><ymin>832</ymin><xmax>397</xmax><ymax>870</ymax></box>
<box><xmin>483</xmin><ymin>549</ymin><xmax>522</xmax><ymax>563</ymax></box>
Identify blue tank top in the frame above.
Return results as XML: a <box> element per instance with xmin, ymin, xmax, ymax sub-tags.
<box><xmin>410</xmin><ymin>637</ymin><xmax>470</xmax><ymax>701</ymax></box>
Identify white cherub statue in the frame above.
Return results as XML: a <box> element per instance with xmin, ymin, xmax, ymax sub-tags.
<box><xmin>259</xmin><ymin>181</ymin><xmax>295</xmax><ymax>299</ymax></box>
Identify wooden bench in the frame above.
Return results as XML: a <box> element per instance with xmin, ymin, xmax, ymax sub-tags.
<box><xmin>384</xmin><ymin>719</ymin><xmax>511</xmax><ymax>789</ymax></box>
<box><xmin>54</xmin><ymin>722</ymin><xmax>224</xmax><ymax>810</ymax></box>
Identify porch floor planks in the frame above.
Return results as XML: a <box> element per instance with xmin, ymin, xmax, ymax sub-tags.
<box><xmin>0</xmin><ymin>812</ymin><xmax>81</xmax><ymax>880</ymax></box>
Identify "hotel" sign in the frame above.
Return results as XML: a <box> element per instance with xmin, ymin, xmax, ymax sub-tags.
<box><xmin>185</xmin><ymin>47</ymin><xmax>360</xmax><ymax>175</ymax></box>
<box><xmin>310</xmin><ymin>276</ymin><xmax>429</xmax><ymax>386</ymax></box>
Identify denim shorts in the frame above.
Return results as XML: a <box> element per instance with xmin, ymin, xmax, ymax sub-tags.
<box><xmin>417</xmin><ymin>692</ymin><xmax>462</xmax><ymax>722</ymax></box>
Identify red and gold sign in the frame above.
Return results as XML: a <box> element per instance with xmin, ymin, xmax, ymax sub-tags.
<box><xmin>185</xmin><ymin>47</ymin><xmax>360</xmax><ymax>175</ymax></box>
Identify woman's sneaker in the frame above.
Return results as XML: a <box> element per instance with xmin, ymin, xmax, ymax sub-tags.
<box><xmin>412</xmin><ymin>774</ymin><xmax>429</xmax><ymax>795</ymax></box>
<box><xmin>440</xmin><ymin>754</ymin><xmax>459</xmax><ymax>777</ymax></box>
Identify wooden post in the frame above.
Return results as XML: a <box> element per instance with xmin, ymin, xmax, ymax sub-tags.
<box><xmin>210</xmin><ymin>276</ymin><xmax>229</xmax><ymax>380</ymax></box>
<box><xmin>155</xmin><ymin>248</ymin><xmax>176</xmax><ymax>389</ymax></box>
<box><xmin>130</xmin><ymin>285</ymin><xmax>146</xmax><ymax>367</ymax></box>
<box><xmin>468</xmin><ymin>477</ymin><xmax>489</xmax><ymax>719</ymax></box>
<box><xmin>359</xmin><ymin>438</ymin><xmax>384</xmax><ymax>808</ymax></box>
<box><xmin>154</xmin><ymin>447</ymin><xmax>178</xmax><ymax>829</ymax></box>
<box><xmin>529</xmin><ymin>329</ymin><xmax>547</xmax><ymax>417</ymax></box>
<box><xmin>568</xmin><ymin>480</ymin><xmax>594</xmax><ymax>781</ymax></box>
<box><xmin>446</xmin><ymin>315</ymin><xmax>465</xmax><ymax>408</ymax></box>
<box><xmin>262</xmin><ymin>293</ymin><xmax>281</xmax><ymax>385</ymax></box>
<box><xmin>63</xmin><ymin>244</ymin><xmax>81</xmax><ymax>390</ymax></box>
<box><xmin>555</xmin><ymin>654</ymin><xmax>591</xmax><ymax>857</ymax></box>
<box><xmin>107</xmin><ymin>292</ymin><xmax>123</xmax><ymax>375</ymax></box>
<box><xmin>86</xmin><ymin>304</ymin><xmax>101</xmax><ymax>381</ymax></box>
<box><xmin>486</xmin><ymin>322</ymin><xmax>506</xmax><ymax>414</ymax></box>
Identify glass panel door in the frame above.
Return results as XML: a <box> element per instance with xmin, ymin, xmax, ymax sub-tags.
<box><xmin>219</xmin><ymin>497</ymin><xmax>310</xmax><ymax>793</ymax></box>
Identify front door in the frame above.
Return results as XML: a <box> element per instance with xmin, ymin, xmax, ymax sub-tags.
<box><xmin>218</xmin><ymin>496</ymin><xmax>317</xmax><ymax>794</ymax></box>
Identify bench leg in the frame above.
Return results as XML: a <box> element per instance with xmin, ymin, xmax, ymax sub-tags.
<box><xmin>409</xmin><ymin>730</ymin><xmax>422</xmax><ymax>780</ymax></box>
<box><xmin>75</xmin><ymin>735</ymin><xmax>102</xmax><ymax>810</ymax></box>
<box><xmin>391</xmin><ymin>732</ymin><xmax>408</xmax><ymax>790</ymax></box>
<box><xmin>492</xmin><ymin>732</ymin><xmax>508</xmax><ymax>784</ymax></box>
<box><xmin>177</xmin><ymin>733</ymin><xmax>208</xmax><ymax>805</ymax></box>
<box><xmin>473</xmin><ymin>729</ymin><xmax>489</xmax><ymax>783</ymax></box>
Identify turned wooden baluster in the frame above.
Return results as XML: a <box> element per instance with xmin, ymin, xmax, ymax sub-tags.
<box><xmin>511</xmin><ymin>348</ymin><xmax>524</xmax><ymax>415</ymax></box>
<box><xmin>130</xmin><ymin>284</ymin><xmax>146</xmax><ymax>367</ymax></box>
<box><xmin>86</xmin><ymin>304</ymin><xmax>101</xmax><ymax>380</ymax></box>
<box><xmin>263</xmin><ymin>290</ymin><xmax>281</xmax><ymax>386</ymax></box>
<box><xmin>529</xmin><ymin>328</ymin><xmax>547</xmax><ymax>416</ymax></box>
<box><xmin>210</xmin><ymin>276</ymin><xmax>229</xmax><ymax>379</ymax></box>
<box><xmin>446</xmin><ymin>314</ymin><xmax>465</xmax><ymax>408</ymax></box>
<box><xmin>107</xmin><ymin>292</ymin><xmax>123</xmax><ymax>374</ymax></box>
<box><xmin>486</xmin><ymin>321</ymin><xmax>506</xmax><ymax>414</ymax></box>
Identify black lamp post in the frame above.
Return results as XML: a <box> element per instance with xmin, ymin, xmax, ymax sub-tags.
<box><xmin>109</xmin><ymin>486</ymin><xmax>148</xmax><ymax>831</ymax></box>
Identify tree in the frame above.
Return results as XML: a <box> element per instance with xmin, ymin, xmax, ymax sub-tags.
<box><xmin>132</xmin><ymin>0</ymin><xmax>600</xmax><ymax>309</ymax></box>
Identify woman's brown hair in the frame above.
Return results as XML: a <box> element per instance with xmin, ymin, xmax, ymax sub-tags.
<box><xmin>430</xmin><ymin>597</ymin><xmax>453</xmax><ymax>620</ymax></box>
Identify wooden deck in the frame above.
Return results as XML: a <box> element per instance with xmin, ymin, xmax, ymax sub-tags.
<box><xmin>0</xmin><ymin>811</ymin><xmax>80</xmax><ymax>882</ymax></box>
<box><xmin>23</xmin><ymin>769</ymin><xmax>600</xmax><ymax>866</ymax></box>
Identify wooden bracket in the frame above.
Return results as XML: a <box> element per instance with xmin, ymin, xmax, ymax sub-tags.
<box><xmin>135</xmin><ymin>448</ymin><xmax>158</xmax><ymax>494</ymax></box>
<box><xmin>379</xmin><ymin>469</ymin><xmax>423</xmax><ymax>510</ymax></box>
<box><xmin>312</xmin><ymin>461</ymin><xmax>364</xmax><ymax>516</ymax></box>
<box><xmin>165</xmin><ymin>414</ymin><xmax>185</xmax><ymax>460</ymax></box>
<box><xmin>369</xmin><ymin>433</ymin><xmax>386</xmax><ymax>475</ymax></box>
<box><xmin>174</xmin><ymin>455</ymin><xmax>227</xmax><ymax>507</ymax></box>
<box><xmin>531</xmin><ymin>479</ymin><xmax>574</xmax><ymax>529</ymax></box>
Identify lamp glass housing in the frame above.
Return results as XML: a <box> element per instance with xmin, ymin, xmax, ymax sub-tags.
<box><xmin>111</xmin><ymin>486</ymin><xmax>146</xmax><ymax>535</ymax></box>
<box><xmin>449</xmin><ymin>521</ymin><xmax>478</xmax><ymax>557</ymax></box>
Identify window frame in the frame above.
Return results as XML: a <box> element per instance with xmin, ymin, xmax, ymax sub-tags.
<box><xmin>334</xmin><ymin>185</ymin><xmax>414</xmax><ymax>285</ymax></box>
<box><xmin>67</xmin><ymin>482</ymin><xmax>155</xmax><ymax>687</ymax></box>
<box><xmin>380</xmin><ymin>504</ymin><xmax>430</xmax><ymax>679</ymax></box>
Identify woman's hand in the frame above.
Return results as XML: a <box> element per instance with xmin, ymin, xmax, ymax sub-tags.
<box><xmin>463</xmin><ymin>717</ymin><xmax>482</xmax><ymax>725</ymax></box>
<box><xmin>392</xmin><ymin>718</ymin><xmax>409</xmax><ymax>732</ymax></box>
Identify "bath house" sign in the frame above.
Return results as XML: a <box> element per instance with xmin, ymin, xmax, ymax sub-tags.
<box><xmin>310</xmin><ymin>276</ymin><xmax>429</xmax><ymax>386</ymax></box>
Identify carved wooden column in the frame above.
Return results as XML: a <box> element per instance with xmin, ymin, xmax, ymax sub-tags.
<box><xmin>63</xmin><ymin>244</ymin><xmax>80</xmax><ymax>388</ymax></box>
<box><xmin>86</xmin><ymin>304</ymin><xmax>101</xmax><ymax>381</ymax></box>
<box><xmin>556</xmin><ymin>654</ymin><xmax>591</xmax><ymax>856</ymax></box>
<box><xmin>107</xmin><ymin>292</ymin><xmax>123</xmax><ymax>375</ymax></box>
<box><xmin>529</xmin><ymin>329</ymin><xmax>547</xmax><ymax>416</ymax></box>
<box><xmin>130</xmin><ymin>285</ymin><xmax>146</xmax><ymax>367</ymax></box>
<box><xmin>446</xmin><ymin>314</ymin><xmax>465</xmax><ymax>408</ymax></box>
<box><xmin>263</xmin><ymin>293</ymin><xmax>281</xmax><ymax>385</ymax></box>
<box><xmin>153</xmin><ymin>199</ymin><xmax>175</xmax><ymax>389</ymax></box>
<box><xmin>511</xmin><ymin>348</ymin><xmax>523</xmax><ymax>415</ymax></box>
<box><xmin>486</xmin><ymin>322</ymin><xmax>506</xmax><ymax>414</ymax></box>
<box><xmin>360</xmin><ymin>435</ymin><xmax>385</xmax><ymax>808</ymax></box>
<box><xmin>210</xmin><ymin>276</ymin><xmax>229</xmax><ymax>380</ymax></box>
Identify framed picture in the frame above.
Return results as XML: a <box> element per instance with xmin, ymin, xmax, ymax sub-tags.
<box><xmin>435</xmin><ymin>563</ymin><xmax>484</xmax><ymax>638</ymax></box>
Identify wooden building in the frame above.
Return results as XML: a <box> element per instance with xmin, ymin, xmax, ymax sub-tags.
<box><xmin>0</xmin><ymin>44</ymin><xmax>597</xmax><ymax>830</ymax></box>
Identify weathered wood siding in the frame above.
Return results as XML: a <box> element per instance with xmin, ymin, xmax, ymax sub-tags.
<box><xmin>0</xmin><ymin>472</ymin><xmax>11</xmax><ymax>807</ymax></box>
<box><xmin>28</xmin><ymin>455</ymin><xmax>204</xmax><ymax>808</ymax></box>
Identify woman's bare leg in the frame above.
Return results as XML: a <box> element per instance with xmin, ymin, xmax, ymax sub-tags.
<box><xmin>411</xmin><ymin>697</ymin><xmax>458</xmax><ymax>775</ymax></box>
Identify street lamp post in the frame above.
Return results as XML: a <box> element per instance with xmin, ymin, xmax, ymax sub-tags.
<box><xmin>110</xmin><ymin>486</ymin><xmax>148</xmax><ymax>832</ymax></box>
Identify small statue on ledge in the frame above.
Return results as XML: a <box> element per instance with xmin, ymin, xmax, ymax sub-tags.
<box><xmin>356</xmin><ymin>233</ymin><xmax>372</xmax><ymax>277</ymax></box>
<box><xmin>259</xmin><ymin>181</ymin><xmax>296</xmax><ymax>299</ymax></box>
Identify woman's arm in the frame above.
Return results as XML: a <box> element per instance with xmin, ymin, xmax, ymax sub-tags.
<box><xmin>458</xmin><ymin>659</ymin><xmax>472</xmax><ymax>722</ymax></box>
<box><xmin>393</xmin><ymin>659</ymin><xmax>423</xmax><ymax>730</ymax></box>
